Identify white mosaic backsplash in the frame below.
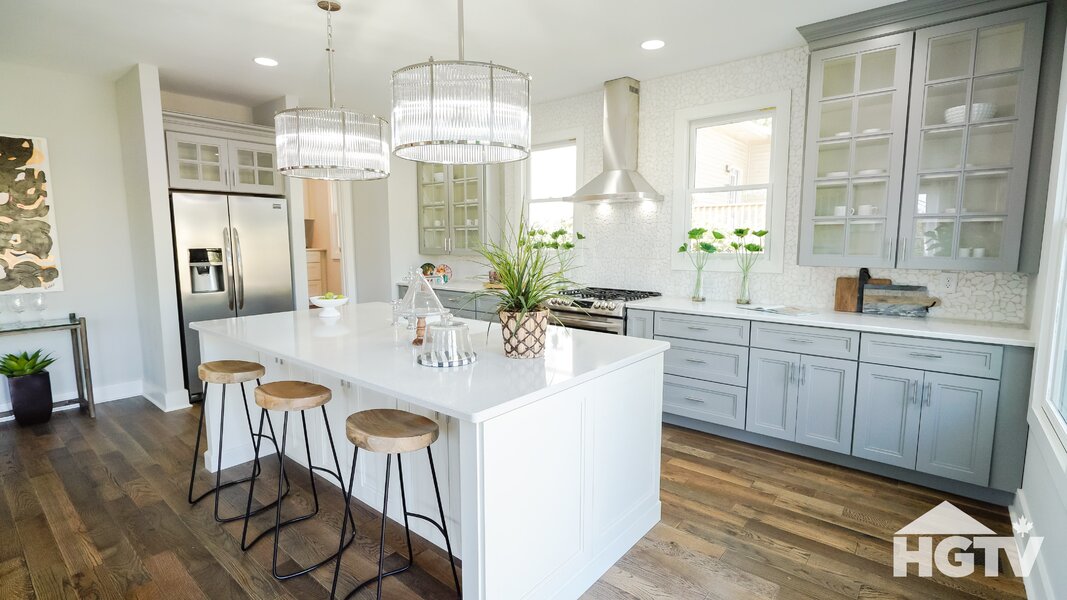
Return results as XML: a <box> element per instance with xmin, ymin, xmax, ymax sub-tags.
<box><xmin>534</xmin><ymin>47</ymin><xmax>1029</xmax><ymax>324</ymax></box>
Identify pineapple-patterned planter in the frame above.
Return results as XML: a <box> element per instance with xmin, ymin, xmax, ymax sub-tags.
<box><xmin>499</xmin><ymin>309</ymin><xmax>549</xmax><ymax>359</ymax></box>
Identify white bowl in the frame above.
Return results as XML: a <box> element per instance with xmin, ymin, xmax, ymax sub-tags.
<box><xmin>310</xmin><ymin>295</ymin><xmax>348</xmax><ymax>318</ymax></box>
<box><xmin>944</xmin><ymin>103</ymin><xmax>997</xmax><ymax>125</ymax></box>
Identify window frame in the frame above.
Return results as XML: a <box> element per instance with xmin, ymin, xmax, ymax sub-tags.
<box><xmin>671</xmin><ymin>91</ymin><xmax>791</xmax><ymax>273</ymax></box>
<box><xmin>524</xmin><ymin>127</ymin><xmax>585</xmax><ymax>233</ymax></box>
<box><xmin>1039</xmin><ymin>219</ymin><xmax>1067</xmax><ymax>456</ymax></box>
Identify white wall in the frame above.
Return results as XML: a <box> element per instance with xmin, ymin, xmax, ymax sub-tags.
<box><xmin>534</xmin><ymin>47</ymin><xmax>1030</xmax><ymax>323</ymax></box>
<box><xmin>160</xmin><ymin>90</ymin><xmax>255</xmax><ymax>124</ymax></box>
<box><xmin>0</xmin><ymin>61</ymin><xmax>146</xmax><ymax>411</ymax></box>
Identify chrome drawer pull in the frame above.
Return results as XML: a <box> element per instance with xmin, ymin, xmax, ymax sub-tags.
<box><xmin>684</xmin><ymin>358</ymin><xmax>707</xmax><ymax>364</ymax></box>
<box><xmin>683</xmin><ymin>396</ymin><xmax>705</xmax><ymax>404</ymax></box>
<box><xmin>787</xmin><ymin>337</ymin><xmax>814</xmax><ymax>344</ymax></box>
<box><xmin>909</xmin><ymin>352</ymin><xmax>943</xmax><ymax>359</ymax></box>
<box><xmin>687</xmin><ymin>326</ymin><xmax>709</xmax><ymax>331</ymax></box>
<box><xmin>923</xmin><ymin>382</ymin><xmax>932</xmax><ymax>406</ymax></box>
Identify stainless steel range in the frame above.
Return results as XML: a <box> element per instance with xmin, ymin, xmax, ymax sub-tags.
<box><xmin>547</xmin><ymin>287</ymin><xmax>661</xmax><ymax>335</ymax></box>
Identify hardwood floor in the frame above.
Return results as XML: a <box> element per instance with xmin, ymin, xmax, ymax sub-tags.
<box><xmin>0</xmin><ymin>397</ymin><xmax>1025</xmax><ymax>599</ymax></box>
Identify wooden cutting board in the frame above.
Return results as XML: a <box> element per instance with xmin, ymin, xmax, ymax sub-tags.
<box><xmin>834</xmin><ymin>276</ymin><xmax>892</xmax><ymax>312</ymax></box>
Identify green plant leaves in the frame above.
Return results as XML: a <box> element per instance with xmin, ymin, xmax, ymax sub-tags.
<box><xmin>686</xmin><ymin>227</ymin><xmax>708</xmax><ymax>240</ymax></box>
<box><xmin>0</xmin><ymin>349</ymin><xmax>56</xmax><ymax>377</ymax></box>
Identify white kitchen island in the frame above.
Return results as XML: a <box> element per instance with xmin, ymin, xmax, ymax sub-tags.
<box><xmin>191</xmin><ymin>302</ymin><xmax>668</xmax><ymax>599</ymax></box>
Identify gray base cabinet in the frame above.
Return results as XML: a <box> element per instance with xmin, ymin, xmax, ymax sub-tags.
<box><xmin>916</xmin><ymin>373</ymin><xmax>999</xmax><ymax>486</ymax></box>
<box><xmin>854</xmin><ymin>363</ymin><xmax>1000</xmax><ymax>485</ymax></box>
<box><xmin>853</xmin><ymin>363</ymin><xmax>923</xmax><ymax>468</ymax></box>
<box><xmin>746</xmin><ymin>349</ymin><xmax>799</xmax><ymax>441</ymax></box>
<box><xmin>628</xmin><ymin>305</ymin><xmax>1027</xmax><ymax>495</ymax></box>
<box><xmin>795</xmin><ymin>355</ymin><xmax>858</xmax><ymax>454</ymax></box>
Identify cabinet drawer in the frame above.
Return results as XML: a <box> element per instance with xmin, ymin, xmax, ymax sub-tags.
<box><xmin>663</xmin><ymin>375</ymin><xmax>746</xmax><ymax>430</ymax></box>
<box><xmin>860</xmin><ymin>334</ymin><xmax>1003</xmax><ymax>379</ymax></box>
<box><xmin>308</xmin><ymin>281</ymin><xmax>323</xmax><ymax>297</ymax></box>
<box><xmin>658</xmin><ymin>336</ymin><xmax>748</xmax><ymax>387</ymax></box>
<box><xmin>474</xmin><ymin>295</ymin><xmax>499</xmax><ymax>314</ymax></box>
<box><xmin>306</xmin><ymin>261</ymin><xmax>323</xmax><ymax>281</ymax></box>
<box><xmin>751</xmin><ymin>322</ymin><xmax>859</xmax><ymax>360</ymax></box>
<box><xmin>654</xmin><ymin>312</ymin><xmax>749</xmax><ymax>345</ymax></box>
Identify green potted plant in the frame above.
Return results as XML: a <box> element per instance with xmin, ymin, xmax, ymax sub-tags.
<box><xmin>718</xmin><ymin>228</ymin><xmax>768</xmax><ymax>304</ymax></box>
<box><xmin>1</xmin><ymin>350</ymin><xmax>57</xmax><ymax>425</ymax></box>
<box><xmin>677</xmin><ymin>228</ymin><xmax>718</xmax><ymax>302</ymax></box>
<box><xmin>476</xmin><ymin>220</ymin><xmax>576</xmax><ymax>358</ymax></box>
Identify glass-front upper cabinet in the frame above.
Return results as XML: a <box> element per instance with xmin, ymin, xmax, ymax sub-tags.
<box><xmin>229</xmin><ymin>141</ymin><xmax>283</xmax><ymax>195</ymax></box>
<box><xmin>899</xmin><ymin>4</ymin><xmax>1045</xmax><ymax>271</ymax></box>
<box><xmin>800</xmin><ymin>33</ymin><xmax>913</xmax><ymax>267</ymax></box>
<box><xmin>165</xmin><ymin>132</ymin><xmax>231</xmax><ymax>192</ymax></box>
<box><xmin>417</xmin><ymin>163</ymin><xmax>500</xmax><ymax>255</ymax></box>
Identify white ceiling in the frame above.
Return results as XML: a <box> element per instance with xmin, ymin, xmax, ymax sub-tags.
<box><xmin>4</xmin><ymin>0</ymin><xmax>902</xmax><ymax>113</ymax></box>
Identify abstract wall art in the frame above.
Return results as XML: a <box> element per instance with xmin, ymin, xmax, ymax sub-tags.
<box><xmin>0</xmin><ymin>134</ymin><xmax>63</xmax><ymax>294</ymax></box>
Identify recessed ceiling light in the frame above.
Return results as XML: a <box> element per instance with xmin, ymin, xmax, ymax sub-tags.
<box><xmin>254</xmin><ymin>57</ymin><xmax>279</xmax><ymax>67</ymax></box>
<box><xmin>641</xmin><ymin>40</ymin><xmax>665</xmax><ymax>51</ymax></box>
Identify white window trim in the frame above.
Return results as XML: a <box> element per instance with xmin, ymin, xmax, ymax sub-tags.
<box><xmin>670</xmin><ymin>91</ymin><xmax>790</xmax><ymax>273</ymax></box>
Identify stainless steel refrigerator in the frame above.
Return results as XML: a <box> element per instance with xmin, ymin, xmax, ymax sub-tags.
<box><xmin>172</xmin><ymin>193</ymin><xmax>294</xmax><ymax>399</ymax></box>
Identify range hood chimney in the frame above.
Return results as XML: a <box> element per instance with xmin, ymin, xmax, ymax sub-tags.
<box><xmin>570</xmin><ymin>77</ymin><xmax>662</xmax><ymax>203</ymax></box>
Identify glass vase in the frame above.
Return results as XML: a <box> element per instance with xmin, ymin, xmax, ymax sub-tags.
<box><xmin>737</xmin><ymin>270</ymin><xmax>751</xmax><ymax>305</ymax></box>
<box><xmin>691</xmin><ymin>266</ymin><xmax>706</xmax><ymax>302</ymax></box>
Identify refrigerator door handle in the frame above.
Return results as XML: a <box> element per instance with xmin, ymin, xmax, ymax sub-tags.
<box><xmin>233</xmin><ymin>227</ymin><xmax>245</xmax><ymax>310</ymax></box>
<box><xmin>222</xmin><ymin>227</ymin><xmax>235</xmax><ymax>311</ymax></box>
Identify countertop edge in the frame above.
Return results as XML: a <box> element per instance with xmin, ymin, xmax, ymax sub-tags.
<box><xmin>627</xmin><ymin>298</ymin><xmax>1035</xmax><ymax>348</ymax></box>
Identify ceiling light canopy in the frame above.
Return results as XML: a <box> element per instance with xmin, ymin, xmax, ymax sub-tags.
<box><xmin>390</xmin><ymin>0</ymin><xmax>531</xmax><ymax>165</ymax></box>
<box><xmin>254</xmin><ymin>57</ymin><xmax>279</xmax><ymax>67</ymax></box>
<box><xmin>641</xmin><ymin>39</ymin><xmax>665</xmax><ymax>50</ymax></box>
<box><xmin>275</xmin><ymin>1</ymin><xmax>389</xmax><ymax>181</ymax></box>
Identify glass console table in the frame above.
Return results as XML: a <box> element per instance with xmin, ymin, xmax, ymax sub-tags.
<box><xmin>0</xmin><ymin>313</ymin><xmax>94</xmax><ymax>418</ymax></box>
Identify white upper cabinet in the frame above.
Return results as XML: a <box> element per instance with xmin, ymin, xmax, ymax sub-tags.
<box><xmin>800</xmin><ymin>4</ymin><xmax>1046</xmax><ymax>272</ymax></box>
<box><xmin>166</xmin><ymin>131</ymin><xmax>284</xmax><ymax>195</ymax></box>
<box><xmin>899</xmin><ymin>5</ymin><xmax>1044</xmax><ymax>272</ymax></box>
<box><xmin>801</xmin><ymin>33</ymin><xmax>913</xmax><ymax>268</ymax></box>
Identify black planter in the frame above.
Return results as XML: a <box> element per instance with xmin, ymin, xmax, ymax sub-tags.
<box><xmin>8</xmin><ymin>371</ymin><xmax>54</xmax><ymax>426</ymax></box>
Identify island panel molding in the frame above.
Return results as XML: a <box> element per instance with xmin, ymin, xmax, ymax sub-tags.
<box><xmin>0</xmin><ymin>133</ymin><xmax>63</xmax><ymax>294</ymax></box>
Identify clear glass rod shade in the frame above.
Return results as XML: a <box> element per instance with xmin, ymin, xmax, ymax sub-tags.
<box><xmin>391</xmin><ymin>60</ymin><xmax>531</xmax><ymax>164</ymax></box>
<box><xmin>275</xmin><ymin>108</ymin><xmax>390</xmax><ymax>180</ymax></box>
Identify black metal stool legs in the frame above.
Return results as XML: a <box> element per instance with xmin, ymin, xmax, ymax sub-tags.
<box><xmin>241</xmin><ymin>405</ymin><xmax>356</xmax><ymax>580</ymax></box>
<box><xmin>330</xmin><ymin>446</ymin><xmax>460</xmax><ymax>600</ymax></box>
<box><xmin>187</xmin><ymin>382</ymin><xmax>286</xmax><ymax>523</ymax></box>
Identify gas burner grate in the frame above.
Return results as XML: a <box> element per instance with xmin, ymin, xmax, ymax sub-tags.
<box><xmin>560</xmin><ymin>287</ymin><xmax>662</xmax><ymax>302</ymax></box>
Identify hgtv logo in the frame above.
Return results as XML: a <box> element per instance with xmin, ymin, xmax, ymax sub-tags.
<box><xmin>893</xmin><ymin>501</ymin><xmax>1042</xmax><ymax>578</ymax></box>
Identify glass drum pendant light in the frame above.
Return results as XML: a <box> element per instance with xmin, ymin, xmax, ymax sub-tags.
<box><xmin>390</xmin><ymin>0</ymin><xmax>531</xmax><ymax>165</ymax></box>
<box><xmin>275</xmin><ymin>1</ymin><xmax>389</xmax><ymax>180</ymax></box>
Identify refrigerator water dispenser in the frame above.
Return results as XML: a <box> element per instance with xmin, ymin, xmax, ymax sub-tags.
<box><xmin>189</xmin><ymin>248</ymin><xmax>224</xmax><ymax>293</ymax></box>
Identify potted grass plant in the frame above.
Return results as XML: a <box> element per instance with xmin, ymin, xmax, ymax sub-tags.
<box><xmin>476</xmin><ymin>220</ymin><xmax>576</xmax><ymax>358</ymax></box>
<box><xmin>1</xmin><ymin>350</ymin><xmax>57</xmax><ymax>425</ymax></box>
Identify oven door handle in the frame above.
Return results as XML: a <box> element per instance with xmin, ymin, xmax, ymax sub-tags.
<box><xmin>553</xmin><ymin>314</ymin><xmax>623</xmax><ymax>333</ymax></box>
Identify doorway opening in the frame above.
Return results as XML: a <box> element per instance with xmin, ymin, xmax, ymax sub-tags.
<box><xmin>303</xmin><ymin>180</ymin><xmax>347</xmax><ymax>305</ymax></box>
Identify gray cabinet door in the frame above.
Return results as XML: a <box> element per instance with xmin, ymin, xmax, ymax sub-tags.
<box><xmin>853</xmin><ymin>363</ymin><xmax>923</xmax><ymax>469</ymax></box>
<box><xmin>799</xmin><ymin>33</ymin><xmax>913</xmax><ymax>268</ymax></box>
<box><xmin>746</xmin><ymin>349</ymin><xmax>799</xmax><ymax>441</ymax></box>
<box><xmin>626</xmin><ymin>309</ymin><xmax>654</xmax><ymax>339</ymax></box>
<box><xmin>916</xmin><ymin>372</ymin><xmax>999</xmax><ymax>486</ymax></box>
<box><xmin>795</xmin><ymin>356</ymin><xmax>858</xmax><ymax>454</ymax></box>
<box><xmin>897</xmin><ymin>4</ymin><xmax>1045</xmax><ymax>272</ymax></box>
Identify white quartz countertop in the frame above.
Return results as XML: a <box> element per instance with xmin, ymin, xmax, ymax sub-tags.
<box><xmin>628</xmin><ymin>296</ymin><xmax>1035</xmax><ymax>347</ymax></box>
<box><xmin>192</xmin><ymin>302</ymin><xmax>669</xmax><ymax>423</ymax></box>
<box><xmin>396</xmin><ymin>279</ymin><xmax>485</xmax><ymax>294</ymax></box>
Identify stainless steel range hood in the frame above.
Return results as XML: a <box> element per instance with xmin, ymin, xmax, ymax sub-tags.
<box><xmin>570</xmin><ymin>77</ymin><xmax>662</xmax><ymax>203</ymax></box>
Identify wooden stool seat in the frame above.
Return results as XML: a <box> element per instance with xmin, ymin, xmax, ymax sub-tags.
<box><xmin>345</xmin><ymin>409</ymin><xmax>440</xmax><ymax>454</ymax></box>
<box><xmin>198</xmin><ymin>360</ymin><xmax>266</xmax><ymax>385</ymax></box>
<box><xmin>254</xmin><ymin>381</ymin><xmax>332</xmax><ymax>411</ymax></box>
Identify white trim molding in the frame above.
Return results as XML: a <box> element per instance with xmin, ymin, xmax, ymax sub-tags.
<box><xmin>671</xmin><ymin>91</ymin><xmax>791</xmax><ymax>274</ymax></box>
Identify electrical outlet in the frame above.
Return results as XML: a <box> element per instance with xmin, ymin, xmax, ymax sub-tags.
<box><xmin>937</xmin><ymin>272</ymin><xmax>959</xmax><ymax>294</ymax></box>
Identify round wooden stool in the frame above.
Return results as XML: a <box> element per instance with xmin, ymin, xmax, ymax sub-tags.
<box><xmin>329</xmin><ymin>409</ymin><xmax>460</xmax><ymax>600</ymax></box>
<box><xmin>240</xmin><ymin>380</ymin><xmax>356</xmax><ymax>581</ymax></box>
<box><xmin>187</xmin><ymin>360</ymin><xmax>289</xmax><ymax>524</ymax></box>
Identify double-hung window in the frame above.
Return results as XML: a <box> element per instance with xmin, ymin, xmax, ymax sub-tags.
<box><xmin>527</xmin><ymin>138</ymin><xmax>579</xmax><ymax>231</ymax></box>
<box><xmin>672</xmin><ymin>92</ymin><xmax>790</xmax><ymax>271</ymax></box>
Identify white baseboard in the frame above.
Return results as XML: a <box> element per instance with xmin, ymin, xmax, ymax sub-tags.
<box><xmin>142</xmin><ymin>383</ymin><xmax>192</xmax><ymax>412</ymax></box>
